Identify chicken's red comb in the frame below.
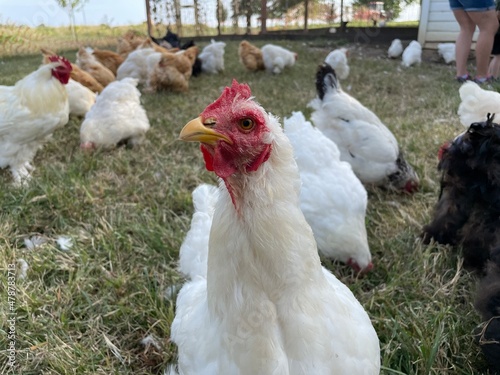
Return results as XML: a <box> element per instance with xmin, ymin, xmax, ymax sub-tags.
<box><xmin>438</xmin><ymin>141</ymin><xmax>450</xmax><ymax>161</ymax></box>
<box><xmin>205</xmin><ymin>80</ymin><xmax>252</xmax><ymax>112</ymax></box>
<box><xmin>48</xmin><ymin>55</ymin><xmax>72</xmax><ymax>70</ymax></box>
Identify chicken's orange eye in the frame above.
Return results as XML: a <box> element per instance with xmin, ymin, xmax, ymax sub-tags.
<box><xmin>239</xmin><ymin>118</ymin><xmax>254</xmax><ymax>132</ymax></box>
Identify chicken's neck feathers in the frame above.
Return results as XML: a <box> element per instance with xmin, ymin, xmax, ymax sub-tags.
<box><xmin>207</xmin><ymin>114</ymin><xmax>326</xmax><ymax>315</ymax></box>
<box><xmin>14</xmin><ymin>64</ymin><xmax>68</xmax><ymax>115</ymax></box>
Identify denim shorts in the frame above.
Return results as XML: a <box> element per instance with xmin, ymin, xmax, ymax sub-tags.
<box><xmin>449</xmin><ymin>0</ymin><xmax>495</xmax><ymax>11</ymax></box>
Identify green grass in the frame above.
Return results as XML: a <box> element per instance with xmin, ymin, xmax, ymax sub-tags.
<box><xmin>0</xmin><ymin>39</ymin><xmax>493</xmax><ymax>374</ymax></box>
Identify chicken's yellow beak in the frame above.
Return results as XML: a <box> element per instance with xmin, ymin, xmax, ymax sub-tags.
<box><xmin>179</xmin><ymin>117</ymin><xmax>233</xmax><ymax>145</ymax></box>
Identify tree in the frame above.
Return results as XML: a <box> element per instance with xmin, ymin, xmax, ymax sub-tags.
<box><xmin>53</xmin><ymin>0</ymin><xmax>88</xmax><ymax>41</ymax></box>
<box><xmin>352</xmin><ymin>0</ymin><xmax>417</xmax><ymax>20</ymax></box>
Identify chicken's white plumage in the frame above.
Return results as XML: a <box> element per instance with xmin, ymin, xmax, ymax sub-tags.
<box><xmin>401</xmin><ymin>40</ymin><xmax>422</xmax><ymax>67</ymax></box>
<box><xmin>324</xmin><ymin>48</ymin><xmax>349</xmax><ymax>79</ymax></box>
<box><xmin>457</xmin><ymin>81</ymin><xmax>500</xmax><ymax>127</ymax></box>
<box><xmin>80</xmin><ymin>78</ymin><xmax>150</xmax><ymax>149</ymax></box>
<box><xmin>0</xmin><ymin>62</ymin><xmax>69</xmax><ymax>184</ymax></box>
<box><xmin>437</xmin><ymin>43</ymin><xmax>456</xmax><ymax>64</ymax></box>
<box><xmin>284</xmin><ymin>111</ymin><xmax>372</xmax><ymax>272</ymax></box>
<box><xmin>66</xmin><ymin>78</ymin><xmax>96</xmax><ymax>116</ymax></box>
<box><xmin>309</xmin><ymin>63</ymin><xmax>419</xmax><ymax>192</ymax></box>
<box><xmin>198</xmin><ymin>40</ymin><xmax>226</xmax><ymax>74</ymax></box>
<box><xmin>116</xmin><ymin>47</ymin><xmax>157</xmax><ymax>84</ymax></box>
<box><xmin>172</xmin><ymin>81</ymin><xmax>380</xmax><ymax>374</ymax></box>
<box><xmin>388</xmin><ymin>39</ymin><xmax>403</xmax><ymax>59</ymax></box>
<box><xmin>178</xmin><ymin>183</ymin><xmax>218</xmax><ymax>279</ymax></box>
<box><xmin>261</xmin><ymin>44</ymin><xmax>296</xmax><ymax>74</ymax></box>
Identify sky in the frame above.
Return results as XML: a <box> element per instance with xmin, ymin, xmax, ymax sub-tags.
<box><xmin>0</xmin><ymin>0</ymin><xmax>420</xmax><ymax>28</ymax></box>
<box><xmin>0</xmin><ymin>0</ymin><xmax>147</xmax><ymax>27</ymax></box>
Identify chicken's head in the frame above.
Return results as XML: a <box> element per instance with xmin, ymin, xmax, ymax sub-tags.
<box><xmin>48</xmin><ymin>55</ymin><xmax>72</xmax><ymax>85</ymax></box>
<box><xmin>179</xmin><ymin>80</ymin><xmax>272</xmax><ymax>180</ymax></box>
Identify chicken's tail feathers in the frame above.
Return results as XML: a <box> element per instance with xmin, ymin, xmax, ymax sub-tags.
<box><xmin>316</xmin><ymin>63</ymin><xmax>339</xmax><ymax>100</ymax></box>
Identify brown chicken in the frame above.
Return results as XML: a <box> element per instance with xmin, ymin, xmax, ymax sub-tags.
<box><xmin>88</xmin><ymin>48</ymin><xmax>124</xmax><ymax>76</ymax></box>
<box><xmin>238</xmin><ymin>40</ymin><xmax>265</xmax><ymax>72</ymax></box>
<box><xmin>117</xmin><ymin>30</ymin><xmax>147</xmax><ymax>58</ymax></box>
<box><xmin>76</xmin><ymin>47</ymin><xmax>115</xmax><ymax>88</ymax></box>
<box><xmin>147</xmin><ymin>46</ymin><xmax>199</xmax><ymax>93</ymax></box>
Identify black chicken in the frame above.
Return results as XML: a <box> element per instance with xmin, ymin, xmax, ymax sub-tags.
<box><xmin>422</xmin><ymin>114</ymin><xmax>500</xmax><ymax>271</ymax></box>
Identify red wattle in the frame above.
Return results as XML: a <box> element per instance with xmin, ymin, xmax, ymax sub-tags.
<box><xmin>246</xmin><ymin>144</ymin><xmax>272</xmax><ymax>172</ymax></box>
<box><xmin>201</xmin><ymin>145</ymin><xmax>214</xmax><ymax>172</ymax></box>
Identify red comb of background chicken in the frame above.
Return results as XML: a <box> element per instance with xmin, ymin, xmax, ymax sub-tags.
<box><xmin>204</xmin><ymin>80</ymin><xmax>252</xmax><ymax>113</ymax></box>
<box><xmin>438</xmin><ymin>141</ymin><xmax>450</xmax><ymax>161</ymax></box>
<box><xmin>48</xmin><ymin>55</ymin><xmax>71</xmax><ymax>69</ymax></box>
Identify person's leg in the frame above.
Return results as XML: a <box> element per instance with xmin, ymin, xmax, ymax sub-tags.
<box><xmin>468</xmin><ymin>9</ymin><xmax>498</xmax><ymax>78</ymax></box>
<box><xmin>453</xmin><ymin>9</ymin><xmax>476</xmax><ymax>77</ymax></box>
<box><xmin>488</xmin><ymin>55</ymin><xmax>500</xmax><ymax>77</ymax></box>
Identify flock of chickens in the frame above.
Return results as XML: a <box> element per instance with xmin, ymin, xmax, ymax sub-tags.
<box><xmin>2</xmin><ymin>29</ymin><xmax>500</xmax><ymax>373</ymax></box>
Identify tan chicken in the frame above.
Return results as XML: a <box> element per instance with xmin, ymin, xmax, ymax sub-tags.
<box><xmin>238</xmin><ymin>40</ymin><xmax>265</xmax><ymax>72</ymax></box>
<box><xmin>41</xmin><ymin>48</ymin><xmax>103</xmax><ymax>93</ymax></box>
<box><xmin>146</xmin><ymin>46</ymin><xmax>199</xmax><ymax>93</ymax></box>
<box><xmin>87</xmin><ymin>47</ymin><xmax>124</xmax><ymax>76</ymax></box>
<box><xmin>76</xmin><ymin>47</ymin><xmax>115</xmax><ymax>88</ymax></box>
<box><xmin>116</xmin><ymin>30</ymin><xmax>147</xmax><ymax>58</ymax></box>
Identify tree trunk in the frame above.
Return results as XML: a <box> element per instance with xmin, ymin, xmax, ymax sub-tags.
<box><xmin>173</xmin><ymin>0</ymin><xmax>182</xmax><ymax>36</ymax></box>
<box><xmin>145</xmin><ymin>0</ymin><xmax>152</xmax><ymax>37</ymax></box>
<box><xmin>245</xmin><ymin>3</ymin><xmax>251</xmax><ymax>34</ymax></box>
<box><xmin>304</xmin><ymin>0</ymin><xmax>308</xmax><ymax>32</ymax></box>
<box><xmin>217</xmin><ymin>0</ymin><xmax>222</xmax><ymax>36</ymax></box>
<box><xmin>194</xmin><ymin>0</ymin><xmax>201</xmax><ymax>36</ymax></box>
<box><xmin>260</xmin><ymin>0</ymin><xmax>267</xmax><ymax>34</ymax></box>
<box><xmin>232</xmin><ymin>0</ymin><xmax>240</xmax><ymax>32</ymax></box>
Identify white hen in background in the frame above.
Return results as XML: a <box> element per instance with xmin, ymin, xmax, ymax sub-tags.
<box><xmin>198</xmin><ymin>39</ymin><xmax>226</xmax><ymax>74</ymax></box>
<box><xmin>80</xmin><ymin>78</ymin><xmax>150</xmax><ymax>149</ymax></box>
<box><xmin>401</xmin><ymin>40</ymin><xmax>422</xmax><ymax>67</ymax></box>
<box><xmin>261</xmin><ymin>43</ymin><xmax>297</xmax><ymax>74</ymax></box>
<box><xmin>388</xmin><ymin>39</ymin><xmax>403</xmax><ymax>59</ymax></box>
<box><xmin>284</xmin><ymin>111</ymin><xmax>372</xmax><ymax>273</ymax></box>
<box><xmin>66</xmin><ymin>79</ymin><xmax>96</xmax><ymax>116</ymax></box>
<box><xmin>309</xmin><ymin>63</ymin><xmax>419</xmax><ymax>193</ymax></box>
<box><xmin>437</xmin><ymin>43</ymin><xmax>456</xmax><ymax>64</ymax></box>
<box><xmin>458</xmin><ymin>81</ymin><xmax>500</xmax><ymax>126</ymax></box>
<box><xmin>324</xmin><ymin>47</ymin><xmax>350</xmax><ymax>80</ymax></box>
<box><xmin>116</xmin><ymin>47</ymin><xmax>157</xmax><ymax>84</ymax></box>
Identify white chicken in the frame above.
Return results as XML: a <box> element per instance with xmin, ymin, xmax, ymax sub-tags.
<box><xmin>388</xmin><ymin>39</ymin><xmax>403</xmax><ymax>59</ymax></box>
<box><xmin>66</xmin><ymin>79</ymin><xmax>96</xmax><ymax>116</ymax></box>
<box><xmin>198</xmin><ymin>39</ymin><xmax>226</xmax><ymax>74</ymax></box>
<box><xmin>172</xmin><ymin>80</ymin><xmax>380</xmax><ymax>374</ymax></box>
<box><xmin>116</xmin><ymin>47</ymin><xmax>157</xmax><ymax>84</ymax></box>
<box><xmin>261</xmin><ymin>44</ymin><xmax>297</xmax><ymax>74</ymax></box>
<box><xmin>324</xmin><ymin>47</ymin><xmax>350</xmax><ymax>80</ymax></box>
<box><xmin>80</xmin><ymin>78</ymin><xmax>150</xmax><ymax>149</ymax></box>
<box><xmin>437</xmin><ymin>43</ymin><xmax>456</xmax><ymax>64</ymax></box>
<box><xmin>179</xmin><ymin>183</ymin><xmax>219</xmax><ymax>279</ymax></box>
<box><xmin>401</xmin><ymin>40</ymin><xmax>422</xmax><ymax>67</ymax></box>
<box><xmin>284</xmin><ymin>111</ymin><xmax>372</xmax><ymax>273</ymax></box>
<box><xmin>0</xmin><ymin>56</ymin><xmax>71</xmax><ymax>184</ymax></box>
<box><xmin>457</xmin><ymin>81</ymin><xmax>500</xmax><ymax>127</ymax></box>
<box><xmin>309</xmin><ymin>63</ymin><xmax>419</xmax><ymax>193</ymax></box>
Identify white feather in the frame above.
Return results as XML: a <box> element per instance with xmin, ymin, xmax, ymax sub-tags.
<box><xmin>284</xmin><ymin>111</ymin><xmax>372</xmax><ymax>271</ymax></box>
<box><xmin>437</xmin><ymin>43</ymin><xmax>456</xmax><ymax>64</ymax></box>
<box><xmin>324</xmin><ymin>48</ymin><xmax>349</xmax><ymax>79</ymax></box>
<box><xmin>261</xmin><ymin>44</ymin><xmax>296</xmax><ymax>74</ymax></box>
<box><xmin>388</xmin><ymin>39</ymin><xmax>403</xmax><ymax>59</ymax></box>
<box><xmin>458</xmin><ymin>81</ymin><xmax>500</xmax><ymax>126</ymax></box>
<box><xmin>401</xmin><ymin>40</ymin><xmax>422</xmax><ymax>67</ymax></box>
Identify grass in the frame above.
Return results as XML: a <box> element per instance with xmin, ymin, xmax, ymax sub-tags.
<box><xmin>0</xmin><ymin>38</ymin><xmax>494</xmax><ymax>374</ymax></box>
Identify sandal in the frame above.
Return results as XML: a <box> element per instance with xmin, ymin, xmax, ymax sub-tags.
<box><xmin>456</xmin><ymin>74</ymin><xmax>472</xmax><ymax>83</ymax></box>
<box><xmin>473</xmin><ymin>75</ymin><xmax>494</xmax><ymax>84</ymax></box>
